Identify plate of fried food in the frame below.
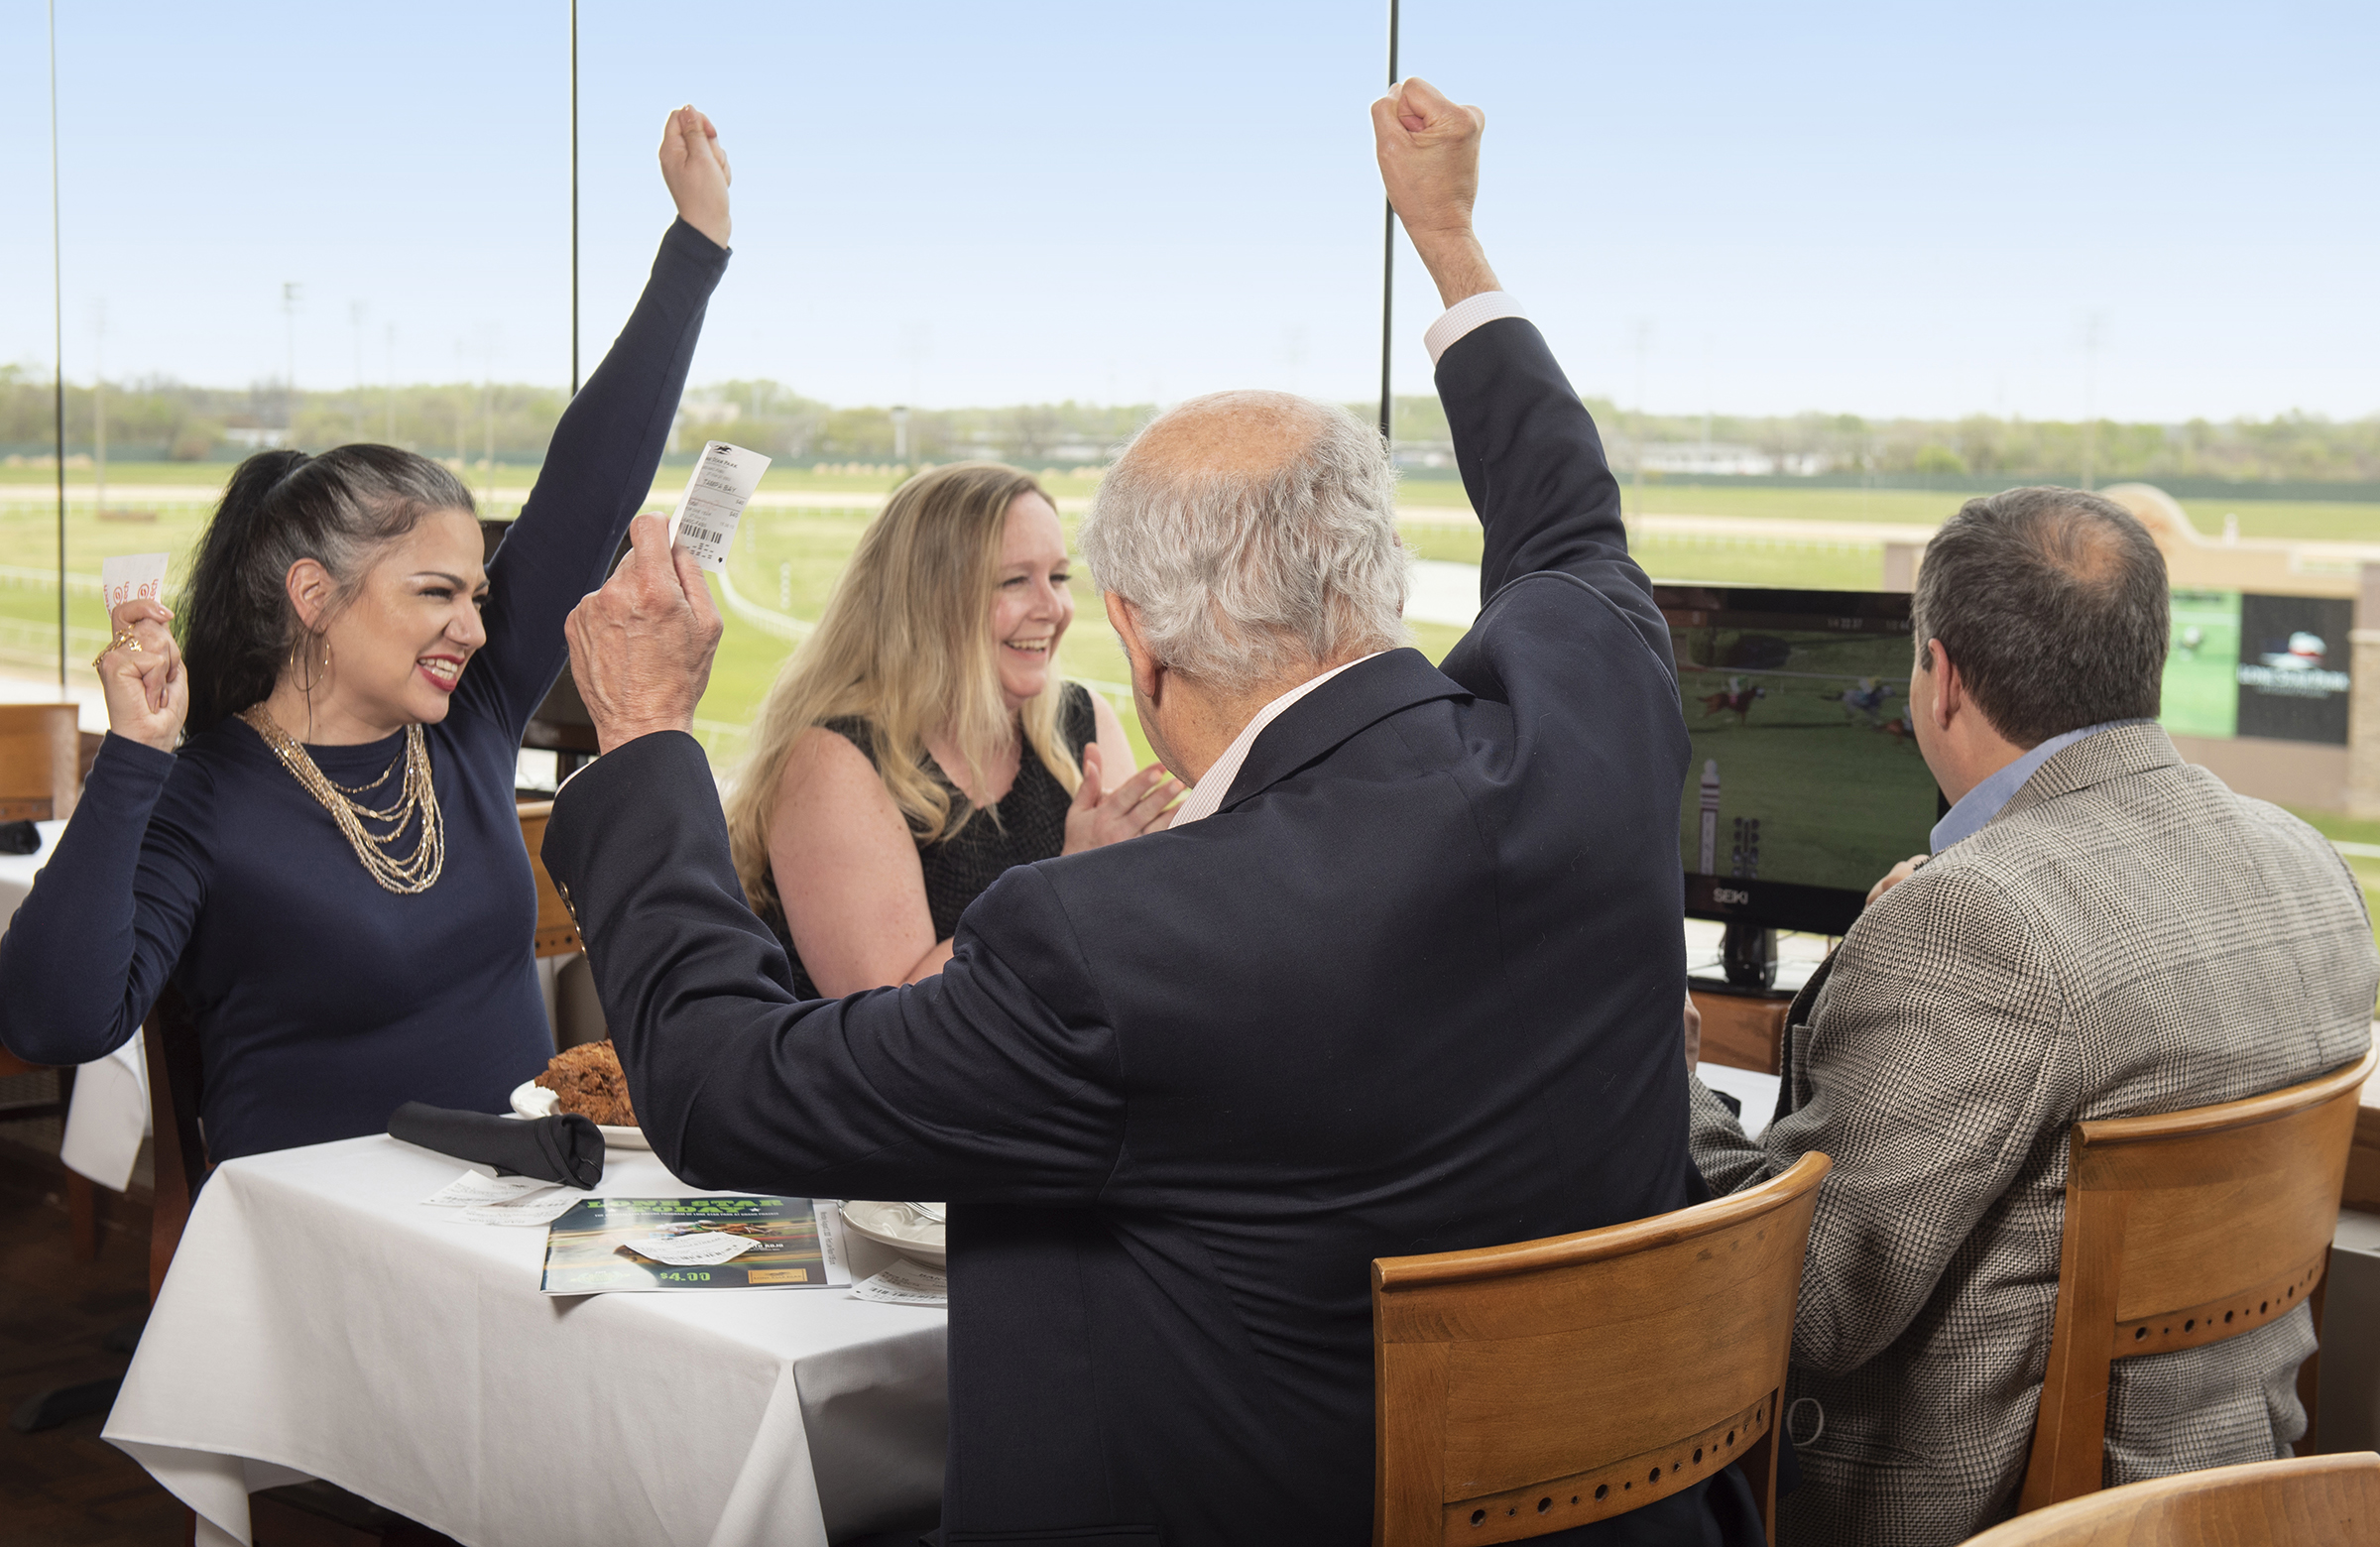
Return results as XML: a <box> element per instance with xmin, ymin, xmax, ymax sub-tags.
<box><xmin>511</xmin><ymin>1039</ymin><xmax>649</xmax><ymax>1150</ymax></box>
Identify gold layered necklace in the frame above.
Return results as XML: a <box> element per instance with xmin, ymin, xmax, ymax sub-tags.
<box><xmin>239</xmin><ymin>705</ymin><xmax>445</xmax><ymax>894</ymax></box>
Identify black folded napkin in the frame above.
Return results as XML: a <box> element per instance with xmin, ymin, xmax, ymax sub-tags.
<box><xmin>387</xmin><ymin>1101</ymin><xmax>604</xmax><ymax>1189</ymax></box>
<box><xmin>0</xmin><ymin>821</ymin><xmax>41</xmax><ymax>856</ymax></box>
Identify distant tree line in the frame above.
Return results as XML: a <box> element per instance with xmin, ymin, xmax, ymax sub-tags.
<box><xmin>2</xmin><ymin>364</ymin><xmax>2373</xmax><ymax>484</ymax></box>
<box><xmin>1570</xmin><ymin>401</ymin><xmax>2380</xmax><ymax>484</ymax></box>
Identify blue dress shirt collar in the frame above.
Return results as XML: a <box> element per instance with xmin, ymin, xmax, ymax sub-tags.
<box><xmin>1929</xmin><ymin>720</ymin><xmax>2145</xmax><ymax>854</ymax></box>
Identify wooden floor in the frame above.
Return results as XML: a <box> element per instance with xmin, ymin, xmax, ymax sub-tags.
<box><xmin>0</xmin><ymin>1147</ymin><xmax>186</xmax><ymax>1547</ymax></box>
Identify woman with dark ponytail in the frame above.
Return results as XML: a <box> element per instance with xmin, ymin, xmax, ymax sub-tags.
<box><xmin>0</xmin><ymin>107</ymin><xmax>736</xmax><ymax>1162</ymax></box>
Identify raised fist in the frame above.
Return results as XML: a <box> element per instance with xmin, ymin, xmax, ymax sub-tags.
<box><xmin>1370</xmin><ymin>76</ymin><xmax>1486</xmax><ymax>240</ymax></box>
<box><xmin>659</xmin><ymin>105</ymin><xmax>732</xmax><ymax>249</ymax></box>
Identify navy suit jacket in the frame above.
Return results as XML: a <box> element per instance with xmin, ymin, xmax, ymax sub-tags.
<box><xmin>544</xmin><ymin>318</ymin><xmax>1742</xmax><ymax>1546</ymax></box>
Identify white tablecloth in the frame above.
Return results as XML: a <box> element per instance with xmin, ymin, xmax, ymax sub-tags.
<box><xmin>104</xmin><ymin>1135</ymin><xmax>948</xmax><ymax>1547</ymax></box>
<box><xmin>0</xmin><ymin>818</ymin><xmax>154</xmax><ymax>1189</ymax></box>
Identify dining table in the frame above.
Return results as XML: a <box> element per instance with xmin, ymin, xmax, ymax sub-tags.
<box><xmin>102</xmin><ymin>1133</ymin><xmax>949</xmax><ymax>1547</ymax></box>
<box><xmin>0</xmin><ymin>818</ymin><xmax>155</xmax><ymax>1189</ymax></box>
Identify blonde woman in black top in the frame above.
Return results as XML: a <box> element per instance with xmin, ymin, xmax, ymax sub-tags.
<box><xmin>725</xmin><ymin>462</ymin><xmax>1178</xmax><ymax>998</ymax></box>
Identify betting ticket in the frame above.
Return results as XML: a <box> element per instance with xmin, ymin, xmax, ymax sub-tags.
<box><xmin>666</xmin><ymin>440</ymin><xmax>772</xmax><ymax>572</ymax></box>
<box><xmin>419</xmin><ymin>1169</ymin><xmax>556</xmax><ymax>1208</ymax></box>
<box><xmin>99</xmin><ymin>552</ymin><xmax>171</xmax><ymax>614</ymax></box>
<box><xmin>623</xmin><ymin>1230</ymin><xmax>760</xmax><ymax>1267</ymax></box>
<box><xmin>851</xmin><ymin>1259</ymin><xmax>947</xmax><ymax>1308</ymax></box>
<box><xmin>464</xmin><ymin>1191</ymin><xmax>588</xmax><ymax>1227</ymax></box>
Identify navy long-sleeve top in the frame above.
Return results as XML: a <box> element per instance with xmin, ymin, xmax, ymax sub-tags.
<box><xmin>0</xmin><ymin>219</ymin><xmax>727</xmax><ymax>1163</ymax></box>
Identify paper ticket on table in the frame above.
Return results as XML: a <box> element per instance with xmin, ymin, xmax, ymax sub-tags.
<box><xmin>99</xmin><ymin>552</ymin><xmax>171</xmax><ymax>614</ymax></box>
<box><xmin>464</xmin><ymin>1191</ymin><xmax>587</xmax><ymax>1227</ymax></box>
<box><xmin>420</xmin><ymin>1170</ymin><xmax>556</xmax><ymax>1208</ymax></box>
<box><xmin>852</xmin><ymin>1259</ymin><xmax>947</xmax><ymax>1307</ymax></box>
<box><xmin>623</xmin><ymin>1230</ymin><xmax>760</xmax><ymax>1267</ymax></box>
<box><xmin>666</xmin><ymin>440</ymin><xmax>771</xmax><ymax>572</ymax></box>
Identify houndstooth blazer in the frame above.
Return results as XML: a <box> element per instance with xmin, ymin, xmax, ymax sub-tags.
<box><xmin>1688</xmin><ymin>721</ymin><xmax>2377</xmax><ymax>1547</ymax></box>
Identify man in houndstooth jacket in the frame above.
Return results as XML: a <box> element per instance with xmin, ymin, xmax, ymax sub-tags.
<box><xmin>1688</xmin><ymin>487</ymin><xmax>2378</xmax><ymax>1547</ymax></box>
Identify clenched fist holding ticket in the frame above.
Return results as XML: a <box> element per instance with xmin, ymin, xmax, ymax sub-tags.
<box><xmin>564</xmin><ymin>512</ymin><xmax>725</xmax><ymax>752</ymax></box>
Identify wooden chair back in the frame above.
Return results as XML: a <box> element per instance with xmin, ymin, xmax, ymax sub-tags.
<box><xmin>142</xmin><ymin>987</ymin><xmax>208</xmax><ymax>1302</ymax></box>
<box><xmin>1372</xmin><ymin>1151</ymin><xmax>1832</xmax><ymax>1546</ymax></box>
<box><xmin>0</xmin><ymin>703</ymin><xmax>80</xmax><ymax>821</ymax></box>
<box><xmin>516</xmin><ymin>800</ymin><xmax>580</xmax><ymax>957</ymax></box>
<box><xmin>2018</xmin><ymin>1045</ymin><xmax>2379</xmax><ymax>1512</ymax></box>
<box><xmin>1967</xmin><ymin>1453</ymin><xmax>2380</xmax><ymax>1545</ymax></box>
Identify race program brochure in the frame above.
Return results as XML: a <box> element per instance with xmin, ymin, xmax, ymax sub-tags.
<box><xmin>540</xmin><ymin>1196</ymin><xmax>850</xmax><ymax>1293</ymax></box>
<box><xmin>99</xmin><ymin>552</ymin><xmax>171</xmax><ymax>614</ymax></box>
<box><xmin>666</xmin><ymin>440</ymin><xmax>771</xmax><ymax>572</ymax></box>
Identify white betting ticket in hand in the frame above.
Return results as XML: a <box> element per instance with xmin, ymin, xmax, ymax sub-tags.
<box><xmin>99</xmin><ymin>552</ymin><xmax>171</xmax><ymax>614</ymax></box>
<box><xmin>666</xmin><ymin>440</ymin><xmax>772</xmax><ymax>572</ymax></box>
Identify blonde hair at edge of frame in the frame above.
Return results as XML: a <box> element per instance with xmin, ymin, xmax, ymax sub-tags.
<box><xmin>725</xmin><ymin>461</ymin><xmax>1081</xmax><ymax>915</ymax></box>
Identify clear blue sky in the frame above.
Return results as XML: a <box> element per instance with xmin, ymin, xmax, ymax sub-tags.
<box><xmin>2</xmin><ymin>1</ymin><xmax>2373</xmax><ymax>422</ymax></box>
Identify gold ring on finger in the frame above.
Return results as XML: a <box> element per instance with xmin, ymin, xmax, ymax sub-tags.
<box><xmin>90</xmin><ymin>627</ymin><xmax>143</xmax><ymax>670</ymax></box>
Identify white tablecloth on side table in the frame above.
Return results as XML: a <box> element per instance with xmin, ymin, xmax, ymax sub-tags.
<box><xmin>104</xmin><ymin>1135</ymin><xmax>949</xmax><ymax>1547</ymax></box>
<box><xmin>0</xmin><ymin>818</ymin><xmax>153</xmax><ymax>1188</ymax></box>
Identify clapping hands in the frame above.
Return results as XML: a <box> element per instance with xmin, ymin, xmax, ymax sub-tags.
<box><xmin>1063</xmin><ymin>744</ymin><xmax>1180</xmax><ymax>855</ymax></box>
<box><xmin>659</xmin><ymin>105</ymin><xmax>732</xmax><ymax>249</ymax></box>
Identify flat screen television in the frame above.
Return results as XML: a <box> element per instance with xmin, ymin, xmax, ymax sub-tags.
<box><xmin>1658</xmin><ymin>584</ymin><xmax>1945</xmax><ymax>944</ymax></box>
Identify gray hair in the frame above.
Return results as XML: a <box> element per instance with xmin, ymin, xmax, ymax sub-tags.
<box><xmin>1078</xmin><ymin>392</ymin><xmax>1409</xmax><ymax>694</ymax></box>
<box><xmin>1912</xmin><ymin>485</ymin><xmax>2168</xmax><ymax>748</ymax></box>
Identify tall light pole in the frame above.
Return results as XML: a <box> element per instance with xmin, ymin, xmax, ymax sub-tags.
<box><xmin>49</xmin><ymin>0</ymin><xmax>64</xmax><ymax>689</ymax></box>
<box><xmin>1630</xmin><ymin>321</ymin><xmax>1652</xmax><ymax>519</ymax></box>
<box><xmin>282</xmin><ymin>281</ymin><xmax>303</xmax><ymax>440</ymax></box>
<box><xmin>350</xmin><ymin>300</ymin><xmax>368</xmax><ymax>442</ymax></box>
<box><xmin>1376</xmin><ymin>0</ymin><xmax>1399</xmax><ymax>447</ymax></box>
<box><xmin>91</xmin><ymin>300</ymin><xmax>104</xmax><ymax>520</ymax></box>
<box><xmin>2080</xmin><ymin>312</ymin><xmax>2104</xmax><ymax>491</ymax></box>
<box><xmin>385</xmin><ymin>322</ymin><xmax>398</xmax><ymax>442</ymax></box>
<box><xmin>569</xmin><ymin>0</ymin><xmax>580</xmax><ymax>397</ymax></box>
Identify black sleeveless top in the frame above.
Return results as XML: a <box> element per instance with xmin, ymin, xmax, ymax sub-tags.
<box><xmin>763</xmin><ymin>681</ymin><xmax>1099</xmax><ymax>999</ymax></box>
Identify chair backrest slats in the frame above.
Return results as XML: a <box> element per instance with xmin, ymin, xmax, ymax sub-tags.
<box><xmin>141</xmin><ymin>987</ymin><xmax>207</xmax><ymax>1303</ymax></box>
<box><xmin>1373</xmin><ymin>1151</ymin><xmax>1831</xmax><ymax>1547</ymax></box>
<box><xmin>2018</xmin><ymin>1046</ymin><xmax>2378</xmax><ymax>1513</ymax></box>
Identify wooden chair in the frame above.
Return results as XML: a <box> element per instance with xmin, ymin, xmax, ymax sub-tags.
<box><xmin>1965</xmin><ymin>1453</ymin><xmax>2380</xmax><ymax>1545</ymax></box>
<box><xmin>1372</xmin><ymin>1151</ymin><xmax>1833</xmax><ymax>1545</ymax></box>
<box><xmin>0</xmin><ymin>702</ymin><xmax>80</xmax><ymax>821</ymax></box>
<box><xmin>2341</xmin><ymin>1066</ymin><xmax>2380</xmax><ymax>1213</ymax></box>
<box><xmin>2018</xmin><ymin>1045</ymin><xmax>2380</xmax><ymax>1512</ymax></box>
<box><xmin>1689</xmin><ymin>987</ymin><xmax>1790</xmax><ymax>1075</ymax></box>
<box><xmin>516</xmin><ymin>800</ymin><xmax>580</xmax><ymax>958</ymax></box>
<box><xmin>140</xmin><ymin>988</ymin><xmax>208</xmax><ymax>1302</ymax></box>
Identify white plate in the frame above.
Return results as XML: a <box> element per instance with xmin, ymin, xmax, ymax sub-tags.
<box><xmin>509</xmin><ymin>1078</ymin><xmax>651</xmax><ymax>1150</ymax></box>
<box><xmin>840</xmin><ymin>1200</ymin><xmax>947</xmax><ymax>1266</ymax></box>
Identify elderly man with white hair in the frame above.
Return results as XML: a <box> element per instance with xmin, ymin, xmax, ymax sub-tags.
<box><xmin>545</xmin><ymin>79</ymin><xmax>1751</xmax><ymax>1547</ymax></box>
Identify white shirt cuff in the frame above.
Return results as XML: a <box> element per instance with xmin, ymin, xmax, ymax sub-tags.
<box><xmin>1423</xmin><ymin>292</ymin><xmax>1528</xmax><ymax>366</ymax></box>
